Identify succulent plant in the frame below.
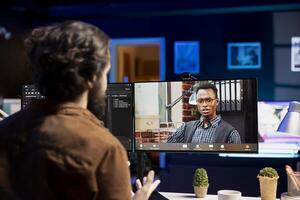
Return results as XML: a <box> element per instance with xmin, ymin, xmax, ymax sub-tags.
<box><xmin>258</xmin><ymin>167</ymin><xmax>279</xmax><ymax>178</ymax></box>
<box><xmin>193</xmin><ymin>168</ymin><xmax>209</xmax><ymax>187</ymax></box>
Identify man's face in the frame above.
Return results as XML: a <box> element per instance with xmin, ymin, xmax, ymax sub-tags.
<box><xmin>196</xmin><ymin>88</ymin><xmax>218</xmax><ymax>120</ymax></box>
<box><xmin>87</xmin><ymin>63</ymin><xmax>110</xmax><ymax>121</ymax></box>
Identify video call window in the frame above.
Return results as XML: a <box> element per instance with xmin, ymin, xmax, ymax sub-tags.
<box><xmin>134</xmin><ymin>79</ymin><xmax>258</xmax><ymax>153</ymax></box>
<box><xmin>227</xmin><ymin>42</ymin><xmax>261</xmax><ymax>69</ymax></box>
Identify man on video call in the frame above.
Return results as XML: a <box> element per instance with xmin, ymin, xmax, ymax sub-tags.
<box><xmin>0</xmin><ymin>21</ymin><xmax>159</xmax><ymax>200</ymax></box>
<box><xmin>167</xmin><ymin>82</ymin><xmax>241</xmax><ymax>144</ymax></box>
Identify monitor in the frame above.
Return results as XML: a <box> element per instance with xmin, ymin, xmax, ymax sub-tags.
<box><xmin>21</xmin><ymin>84</ymin><xmax>134</xmax><ymax>151</ymax></box>
<box><xmin>134</xmin><ymin>78</ymin><xmax>258</xmax><ymax>153</ymax></box>
<box><xmin>227</xmin><ymin>42</ymin><xmax>261</xmax><ymax>69</ymax></box>
<box><xmin>21</xmin><ymin>85</ymin><xmax>45</xmax><ymax>109</ymax></box>
<box><xmin>258</xmin><ymin>101</ymin><xmax>300</xmax><ymax>143</ymax></box>
<box><xmin>104</xmin><ymin>83</ymin><xmax>134</xmax><ymax>151</ymax></box>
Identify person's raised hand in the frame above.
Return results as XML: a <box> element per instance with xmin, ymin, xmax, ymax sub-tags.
<box><xmin>132</xmin><ymin>170</ymin><xmax>161</xmax><ymax>200</ymax></box>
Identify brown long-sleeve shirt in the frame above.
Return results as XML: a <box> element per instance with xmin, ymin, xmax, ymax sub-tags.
<box><xmin>0</xmin><ymin>100</ymin><xmax>132</xmax><ymax>200</ymax></box>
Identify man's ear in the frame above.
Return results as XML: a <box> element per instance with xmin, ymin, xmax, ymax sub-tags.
<box><xmin>87</xmin><ymin>75</ymin><xmax>97</xmax><ymax>89</ymax></box>
<box><xmin>216</xmin><ymin>98</ymin><xmax>219</xmax><ymax>105</ymax></box>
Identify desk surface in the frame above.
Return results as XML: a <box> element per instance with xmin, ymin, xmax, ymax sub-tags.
<box><xmin>160</xmin><ymin>192</ymin><xmax>263</xmax><ymax>200</ymax></box>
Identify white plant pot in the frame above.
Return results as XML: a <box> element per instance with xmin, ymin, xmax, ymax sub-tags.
<box><xmin>194</xmin><ymin>185</ymin><xmax>209</xmax><ymax>198</ymax></box>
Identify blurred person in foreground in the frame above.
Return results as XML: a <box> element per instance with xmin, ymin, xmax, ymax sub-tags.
<box><xmin>0</xmin><ymin>21</ymin><xmax>159</xmax><ymax>200</ymax></box>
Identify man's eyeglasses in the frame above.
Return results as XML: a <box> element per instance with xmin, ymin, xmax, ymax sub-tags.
<box><xmin>196</xmin><ymin>98</ymin><xmax>217</xmax><ymax>105</ymax></box>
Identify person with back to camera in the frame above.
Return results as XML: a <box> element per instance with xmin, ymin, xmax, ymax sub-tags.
<box><xmin>0</xmin><ymin>21</ymin><xmax>159</xmax><ymax>200</ymax></box>
<box><xmin>167</xmin><ymin>82</ymin><xmax>241</xmax><ymax>144</ymax></box>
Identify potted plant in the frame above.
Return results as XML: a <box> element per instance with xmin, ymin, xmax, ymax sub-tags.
<box><xmin>257</xmin><ymin>167</ymin><xmax>279</xmax><ymax>200</ymax></box>
<box><xmin>193</xmin><ymin>168</ymin><xmax>209</xmax><ymax>198</ymax></box>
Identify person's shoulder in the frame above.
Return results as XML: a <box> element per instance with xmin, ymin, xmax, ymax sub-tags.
<box><xmin>184</xmin><ymin>119</ymin><xmax>200</xmax><ymax>127</ymax></box>
<box><xmin>74</xmin><ymin>125</ymin><xmax>126</xmax><ymax>164</ymax></box>
<box><xmin>87</xmin><ymin>124</ymin><xmax>123</xmax><ymax>150</ymax></box>
<box><xmin>0</xmin><ymin>110</ymin><xmax>27</xmax><ymax>138</ymax></box>
<box><xmin>76</xmin><ymin>124</ymin><xmax>125</xmax><ymax>154</ymax></box>
<box><xmin>49</xmin><ymin>114</ymin><xmax>123</xmax><ymax>151</ymax></box>
<box><xmin>41</xmin><ymin>116</ymin><xmax>126</xmax><ymax>165</ymax></box>
<box><xmin>0</xmin><ymin>109</ymin><xmax>24</xmax><ymax>126</ymax></box>
<box><xmin>219</xmin><ymin>118</ymin><xmax>236</xmax><ymax>130</ymax></box>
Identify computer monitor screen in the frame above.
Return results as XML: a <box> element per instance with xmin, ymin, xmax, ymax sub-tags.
<box><xmin>21</xmin><ymin>84</ymin><xmax>134</xmax><ymax>151</ymax></box>
<box><xmin>258</xmin><ymin>101</ymin><xmax>300</xmax><ymax>143</ymax></box>
<box><xmin>21</xmin><ymin>85</ymin><xmax>45</xmax><ymax>109</ymax></box>
<box><xmin>104</xmin><ymin>83</ymin><xmax>134</xmax><ymax>151</ymax></box>
<box><xmin>134</xmin><ymin>78</ymin><xmax>258</xmax><ymax>152</ymax></box>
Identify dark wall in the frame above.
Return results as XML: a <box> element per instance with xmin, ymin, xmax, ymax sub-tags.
<box><xmin>85</xmin><ymin>12</ymin><xmax>275</xmax><ymax>100</ymax></box>
<box><xmin>0</xmin><ymin>13</ymin><xmax>32</xmax><ymax>98</ymax></box>
<box><xmin>2</xmin><ymin>8</ymin><xmax>300</xmax><ymax>100</ymax></box>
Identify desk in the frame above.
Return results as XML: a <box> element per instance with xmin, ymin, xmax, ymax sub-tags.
<box><xmin>159</xmin><ymin>192</ymin><xmax>263</xmax><ymax>200</ymax></box>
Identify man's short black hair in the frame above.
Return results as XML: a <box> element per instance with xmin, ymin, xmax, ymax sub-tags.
<box><xmin>196</xmin><ymin>82</ymin><xmax>218</xmax><ymax>98</ymax></box>
<box><xmin>24</xmin><ymin>21</ymin><xmax>110</xmax><ymax>102</ymax></box>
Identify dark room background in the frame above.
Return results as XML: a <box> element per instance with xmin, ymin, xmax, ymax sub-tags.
<box><xmin>1</xmin><ymin>1</ymin><xmax>300</xmax><ymax>101</ymax></box>
<box><xmin>1</xmin><ymin>0</ymin><xmax>300</xmax><ymax>197</ymax></box>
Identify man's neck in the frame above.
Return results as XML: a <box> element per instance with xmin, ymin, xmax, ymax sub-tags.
<box><xmin>202</xmin><ymin>114</ymin><xmax>217</xmax><ymax>126</ymax></box>
<box><xmin>204</xmin><ymin>114</ymin><xmax>217</xmax><ymax>121</ymax></box>
<box><xmin>63</xmin><ymin>90</ymin><xmax>88</xmax><ymax>109</ymax></box>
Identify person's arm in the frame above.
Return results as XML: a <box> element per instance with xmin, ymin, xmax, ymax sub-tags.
<box><xmin>166</xmin><ymin>123</ymin><xmax>186</xmax><ymax>143</ymax></box>
<box><xmin>228</xmin><ymin>129</ymin><xmax>241</xmax><ymax>144</ymax></box>
<box><xmin>96</xmin><ymin>143</ymin><xmax>132</xmax><ymax>200</ymax></box>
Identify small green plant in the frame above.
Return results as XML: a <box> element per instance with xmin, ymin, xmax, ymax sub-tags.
<box><xmin>258</xmin><ymin>167</ymin><xmax>279</xmax><ymax>178</ymax></box>
<box><xmin>193</xmin><ymin>168</ymin><xmax>209</xmax><ymax>187</ymax></box>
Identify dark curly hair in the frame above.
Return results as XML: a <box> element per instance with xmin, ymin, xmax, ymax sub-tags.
<box><xmin>196</xmin><ymin>82</ymin><xmax>218</xmax><ymax>98</ymax></box>
<box><xmin>24</xmin><ymin>21</ymin><xmax>110</xmax><ymax>102</ymax></box>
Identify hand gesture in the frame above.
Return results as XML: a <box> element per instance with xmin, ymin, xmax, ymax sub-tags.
<box><xmin>132</xmin><ymin>170</ymin><xmax>161</xmax><ymax>200</ymax></box>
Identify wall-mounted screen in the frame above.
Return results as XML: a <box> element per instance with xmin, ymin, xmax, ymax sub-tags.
<box><xmin>227</xmin><ymin>42</ymin><xmax>261</xmax><ymax>69</ymax></box>
<box><xmin>134</xmin><ymin>78</ymin><xmax>258</xmax><ymax>152</ymax></box>
<box><xmin>174</xmin><ymin>41</ymin><xmax>200</xmax><ymax>74</ymax></box>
